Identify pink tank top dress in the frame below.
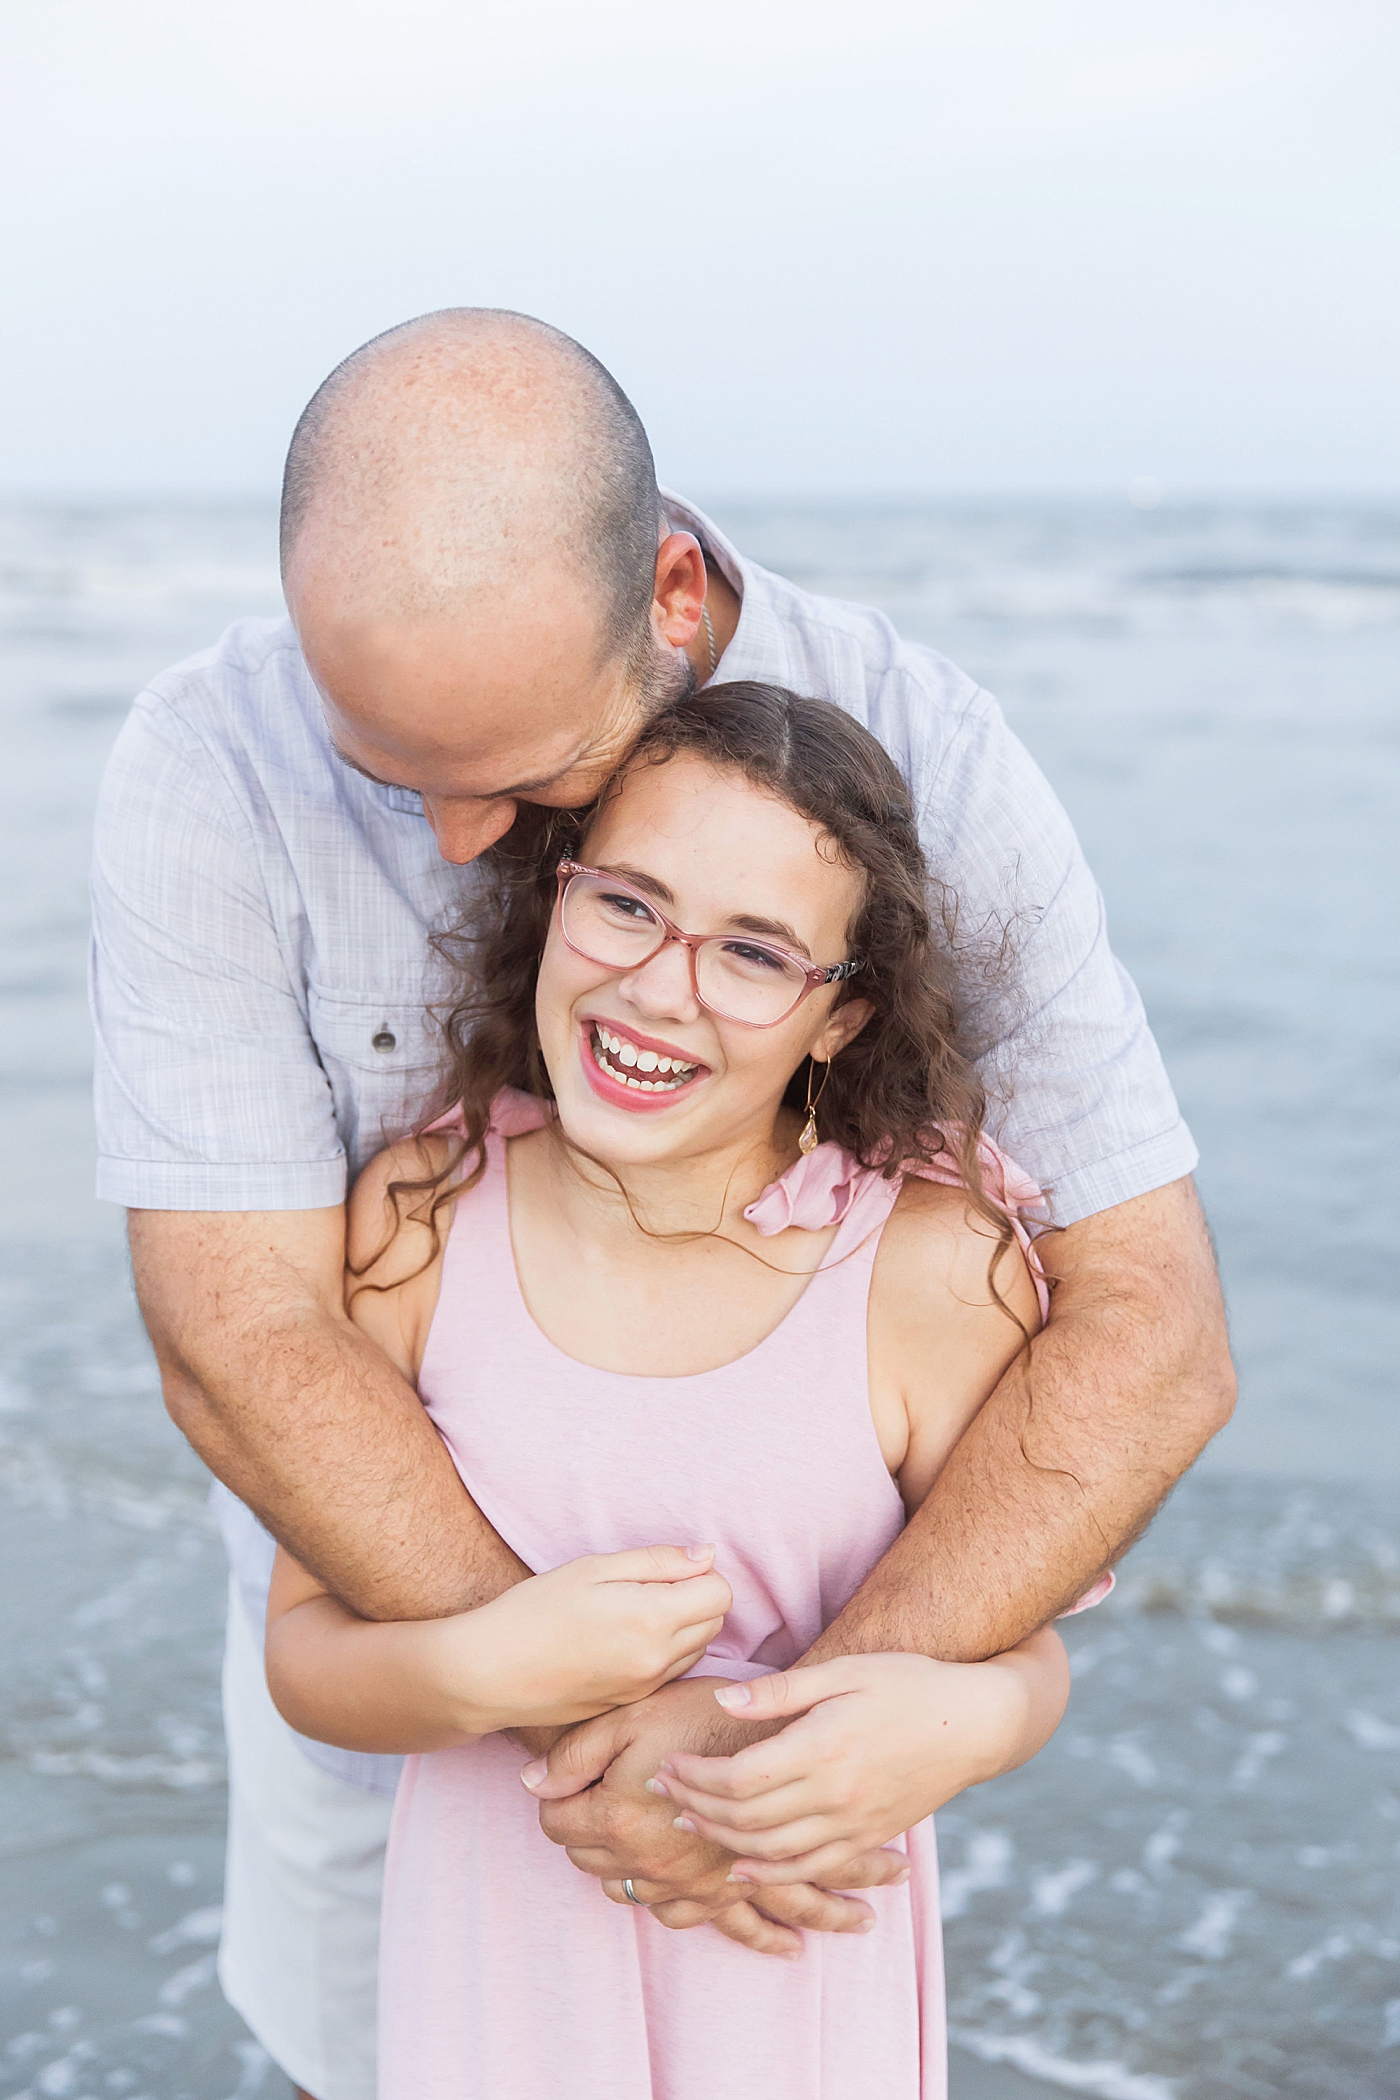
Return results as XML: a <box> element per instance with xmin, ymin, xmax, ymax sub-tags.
<box><xmin>377</xmin><ymin>1104</ymin><xmax>1065</xmax><ymax>2100</ymax></box>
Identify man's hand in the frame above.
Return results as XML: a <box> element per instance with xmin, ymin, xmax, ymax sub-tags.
<box><xmin>522</xmin><ymin>1679</ymin><xmax>910</xmax><ymax>1957</ymax></box>
<box><xmin>651</xmin><ymin>1640</ymin><xmax>1069</xmax><ymax>1885</ymax></box>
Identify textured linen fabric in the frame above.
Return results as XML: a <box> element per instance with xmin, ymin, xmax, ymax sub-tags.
<box><xmin>90</xmin><ymin>628</ymin><xmax>474</xmax><ymax>1212</ymax></box>
<box><xmin>380</xmin><ymin>1134</ymin><xmax>943</xmax><ymax>2100</ymax></box>
<box><xmin>91</xmin><ymin>489</ymin><xmax>1195</xmax><ymax>1224</ymax></box>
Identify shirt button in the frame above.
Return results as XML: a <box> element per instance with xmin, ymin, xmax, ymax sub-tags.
<box><xmin>371</xmin><ymin>1029</ymin><xmax>397</xmax><ymax>1054</ymax></box>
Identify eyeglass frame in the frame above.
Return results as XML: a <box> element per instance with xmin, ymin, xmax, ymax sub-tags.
<box><xmin>554</xmin><ymin>861</ymin><xmax>864</xmax><ymax>1029</ymax></box>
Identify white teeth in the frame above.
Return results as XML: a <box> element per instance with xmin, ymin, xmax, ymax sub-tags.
<box><xmin>590</xmin><ymin>1026</ymin><xmax>698</xmax><ymax>1093</ymax></box>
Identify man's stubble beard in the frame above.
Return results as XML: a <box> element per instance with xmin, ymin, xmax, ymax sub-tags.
<box><xmin>489</xmin><ymin>636</ymin><xmax>699</xmax><ymax>874</ymax></box>
<box><xmin>630</xmin><ymin>625</ymin><xmax>699</xmax><ymax>722</ymax></box>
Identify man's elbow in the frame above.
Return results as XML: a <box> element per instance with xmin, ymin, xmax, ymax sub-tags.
<box><xmin>1175</xmin><ymin>1322</ymin><xmax>1238</xmax><ymax>1454</ymax></box>
<box><xmin>1199</xmin><ymin>1346</ymin><xmax>1238</xmax><ymax>1442</ymax></box>
<box><xmin>157</xmin><ymin>1358</ymin><xmax>227</xmax><ymax>1459</ymax></box>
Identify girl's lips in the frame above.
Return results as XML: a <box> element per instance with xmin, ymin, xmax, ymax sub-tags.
<box><xmin>577</xmin><ymin>1022</ymin><xmax>710</xmax><ymax>1115</ymax></box>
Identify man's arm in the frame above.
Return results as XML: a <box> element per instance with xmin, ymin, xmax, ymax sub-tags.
<box><xmin>809</xmin><ymin>1174</ymin><xmax>1234</xmax><ymax>1666</ymax></box>
<box><xmin>526</xmin><ymin>1176</ymin><xmax>1235</xmax><ymax>1897</ymax></box>
<box><xmin>129</xmin><ymin>1205</ymin><xmax>528</xmax><ymax>1622</ymax></box>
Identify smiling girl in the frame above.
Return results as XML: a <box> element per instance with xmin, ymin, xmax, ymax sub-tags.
<box><xmin>264</xmin><ymin>685</ymin><xmax>1078</xmax><ymax>2099</ymax></box>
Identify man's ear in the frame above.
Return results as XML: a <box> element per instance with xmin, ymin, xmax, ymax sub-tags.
<box><xmin>812</xmin><ymin>997</ymin><xmax>873</xmax><ymax>1063</ymax></box>
<box><xmin>653</xmin><ymin>533</ymin><xmax>707</xmax><ymax>648</ymax></box>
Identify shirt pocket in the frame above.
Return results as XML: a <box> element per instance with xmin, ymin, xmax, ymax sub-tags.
<box><xmin>306</xmin><ymin>985</ymin><xmax>448</xmax><ymax>1175</ymax></box>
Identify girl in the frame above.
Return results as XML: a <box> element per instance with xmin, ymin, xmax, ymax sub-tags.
<box><xmin>265</xmin><ymin>684</ymin><xmax>1081</xmax><ymax>2099</ymax></box>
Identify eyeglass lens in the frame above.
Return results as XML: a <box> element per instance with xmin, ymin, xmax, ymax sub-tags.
<box><xmin>562</xmin><ymin>873</ymin><xmax>810</xmax><ymax>1025</ymax></box>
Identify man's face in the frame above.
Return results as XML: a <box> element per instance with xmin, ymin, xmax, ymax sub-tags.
<box><xmin>291</xmin><ymin>566</ymin><xmax>674</xmax><ymax>864</ymax></box>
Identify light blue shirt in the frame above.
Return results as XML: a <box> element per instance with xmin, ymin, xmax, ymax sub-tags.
<box><xmin>91</xmin><ymin>491</ymin><xmax>1196</xmax><ymax>1228</ymax></box>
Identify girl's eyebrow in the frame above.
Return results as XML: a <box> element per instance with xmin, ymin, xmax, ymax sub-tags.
<box><xmin>728</xmin><ymin>912</ymin><xmax>812</xmax><ymax>960</ymax></box>
<box><xmin>600</xmin><ymin>861</ymin><xmax>676</xmax><ymax>905</ymax></box>
<box><xmin>597</xmin><ymin>864</ymin><xmax>812</xmax><ymax>960</ymax></box>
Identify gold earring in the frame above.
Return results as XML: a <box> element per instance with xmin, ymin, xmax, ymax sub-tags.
<box><xmin>799</xmin><ymin>1058</ymin><xmax>831</xmax><ymax>1155</ymax></box>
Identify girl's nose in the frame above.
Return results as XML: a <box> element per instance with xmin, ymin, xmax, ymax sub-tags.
<box><xmin>618</xmin><ymin>939</ymin><xmax>700</xmax><ymax>1021</ymax></box>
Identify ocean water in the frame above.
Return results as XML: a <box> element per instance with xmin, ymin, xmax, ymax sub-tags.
<box><xmin>0</xmin><ymin>493</ymin><xmax>1397</xmax><ymax>2099</ymax></box>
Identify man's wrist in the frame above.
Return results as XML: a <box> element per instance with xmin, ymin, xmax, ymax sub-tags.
<box><xmin>510</xmin><ymin>1722</ymin><xmax>567</xmax><ymax>1757</ymax></box>
<box><xmin>640</xmin><ymin>1677</ymin><xmax>786</xmax><ymax>1763</ymax></box>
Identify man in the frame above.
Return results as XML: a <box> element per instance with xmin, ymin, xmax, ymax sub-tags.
<box><xmin>91</xmin><ymin>309</ymin><xmax>1233</xmax><ymax>2100</ymax></box>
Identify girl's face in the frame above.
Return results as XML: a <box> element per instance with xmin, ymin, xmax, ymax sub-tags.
<box><xmin>534</xmin><ymin>753</ymin><xmax>873</xmax><ymax>1169</ymax></box>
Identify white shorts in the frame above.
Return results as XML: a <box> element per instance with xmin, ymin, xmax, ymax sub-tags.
<box><xmin>218</xmin><ymin>1584</ymin><xmax>394</xmax><ymax>2100</ymax></box>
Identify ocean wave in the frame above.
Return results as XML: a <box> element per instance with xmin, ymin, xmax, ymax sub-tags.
<box><xmin>25</xmin><ymin>1748</ymin><xmax>222</xmax><ymax>1790</ymax></box>
<box><xmin>0</xmin><ymin>1425</ymin><xmax>209</xmax><ymax>1531</ymax></box>
<box><xmin>950</xmin><ymin>2027</ymin><xmax>1177</xmax><ymax>2100</ymax></box>
<box><xmin>810</xmin><ymin>565</ymin><xmax>1400</xmax><ymax>637</ymax></box>
<box><xmin>719</xmin><ymin>496</ymin><xmax>1400</xmax><ymax>638</ymax></box>
<box><xmin>1101</xmin><ymin>1477</ymin><xmax>1400</xmax><ymax>1633</ymax></box>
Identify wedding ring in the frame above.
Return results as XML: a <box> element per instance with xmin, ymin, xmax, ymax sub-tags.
<box><xmin>622</xmin><ymin>1878</ymin><xmax>643</xmax><ymax>1906</ymax></box>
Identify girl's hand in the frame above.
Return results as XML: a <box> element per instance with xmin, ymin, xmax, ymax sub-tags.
<box><xmin>646</xmin><ymin>1636</ymin><xmax>1068</xmax><ymax>1885</ymax></box>
<box><xmin>462</xmin><ymin>1545</ymin><xmax>733</xmax><ymax>1731</ymax></box>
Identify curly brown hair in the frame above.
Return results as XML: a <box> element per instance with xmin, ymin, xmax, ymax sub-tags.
<box><xmin>369</xmin><ymin>682</ymin><xmax>1019</xmax><ymax>1291</ymax></box>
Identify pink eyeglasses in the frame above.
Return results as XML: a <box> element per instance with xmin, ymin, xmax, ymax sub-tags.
<box><xmin>556</xmin><ymin>862</ymin><xmax>863</xmax><ymax>1029</ymax></box>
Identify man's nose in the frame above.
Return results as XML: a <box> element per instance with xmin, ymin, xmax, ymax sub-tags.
<box><xmin>421</xmin><ymin>795</ymin><xmax>518</xmax><ymax>865</ymax></box>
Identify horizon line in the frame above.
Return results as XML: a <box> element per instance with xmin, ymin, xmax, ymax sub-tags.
<box><xmin>2</xmin><ymin>481</ymin><xmax>1399</xmax><ymax>509</ymax></box>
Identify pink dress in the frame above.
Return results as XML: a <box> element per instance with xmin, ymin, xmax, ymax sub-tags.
<box><xmin>377</xmin><ymin>1104</ymin><xmax>1056</xmax><ymax>2100</ymax></box>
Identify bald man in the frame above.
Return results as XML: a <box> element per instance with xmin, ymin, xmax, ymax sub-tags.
<box><xmin>91</xmin><ymin>310</ymin><xmax>1233</xmax><ymax>2100</ymax></box>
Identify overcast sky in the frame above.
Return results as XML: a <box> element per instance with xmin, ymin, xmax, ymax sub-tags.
<box><xmin>2</xmin><ymin>0</ymin><xmax>1396</xmax><ymax>495</ymax></box>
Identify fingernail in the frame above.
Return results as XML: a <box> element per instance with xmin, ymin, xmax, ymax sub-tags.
<box><xmin>726</xmin><ymin>1872</ymin><xmax>754</xmax><ymax>1885</ymax></box>
<box><xmin>892</xmin><ymin>1867</ymin><xmax>910</xmax><ymax>1886</ymax></box>
<box><xmin>520</xmin><ymin>1760</ymin><xmax>546</xmax><ymax>1790</ymax></box>
<box><xmin>781</xmin><ymin>1947</ymin><xmax>802</xmax><ymax>1961</ymax></box>
<box><xmin>673</xmin><ymin>1816</ymin><xmax>696</xmax><ymax>1834</ymax></box>
<box><xmin>714</xmin><ymin>1683</ymin><xmax>752</xmax><ymax>1709</ymax></box>
<box><xmin>645</xmin><ymin>1778</ymin><xmax>670</xmax><ymax>1797</ymax></box>
<box><xmin>857</xmin><ymin>1917</ymin><xmax>876</xmax><ymax>1932</ymax></box>
<box><xmin>686</xmin><ymin>1543</ymin><xmax>716</xmax><ymax>1560</ymax></box>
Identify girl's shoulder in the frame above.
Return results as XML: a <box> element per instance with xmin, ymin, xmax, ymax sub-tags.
<box><xmin>872</xmin><ymin>1172</ymin><xmax>1042</xmax><ymax>1342</ymax></box>
<box><xmin>346</xmin><ymin>1132</ymin><xmax>463</xmax><ymax>1274</ymax></box>
<box><xmin>345</xmin><ymin>1133</ymin><xmax>465</xmax><ymax>1380</ymax></box>
<box><xmin>867</xmin><ymin>1172</ymin><xmax>1043</xmax><ymax>1509</ymax></box>
<box><xmin>746</xmin><ymin>1133</ymin><xmax>1044</xmax><ymax>1338</ymax></box>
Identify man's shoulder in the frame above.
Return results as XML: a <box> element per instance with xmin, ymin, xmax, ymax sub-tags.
<box><xmin>668</xmin><ymin>495</ymin><xmax>993</xmax><ymax>772</ymax></box>
<box><xmin>97</xmin><ymin>615</ymin><xmax>340</xmax><ymax>847</ymax></box>
<box><xmin>130</xmin><ymin>615</ymin><xmax>311</xmax><ymax>751</ymax></box>
<box><xmin>752</xmin><ymin>557</ymin><xmax>986</xmax><ymax>716</ymax></box>
<box><xmin>740</xmin><ymin>552</ymin><xmax>1009</xmax><ymax>813</ymax></box>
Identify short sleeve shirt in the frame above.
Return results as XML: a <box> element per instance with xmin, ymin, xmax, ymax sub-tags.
<box><xmin>90</xmin><ymin>492</ymin><xmax>1196</xmax><ymax>1229</ymax></box>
